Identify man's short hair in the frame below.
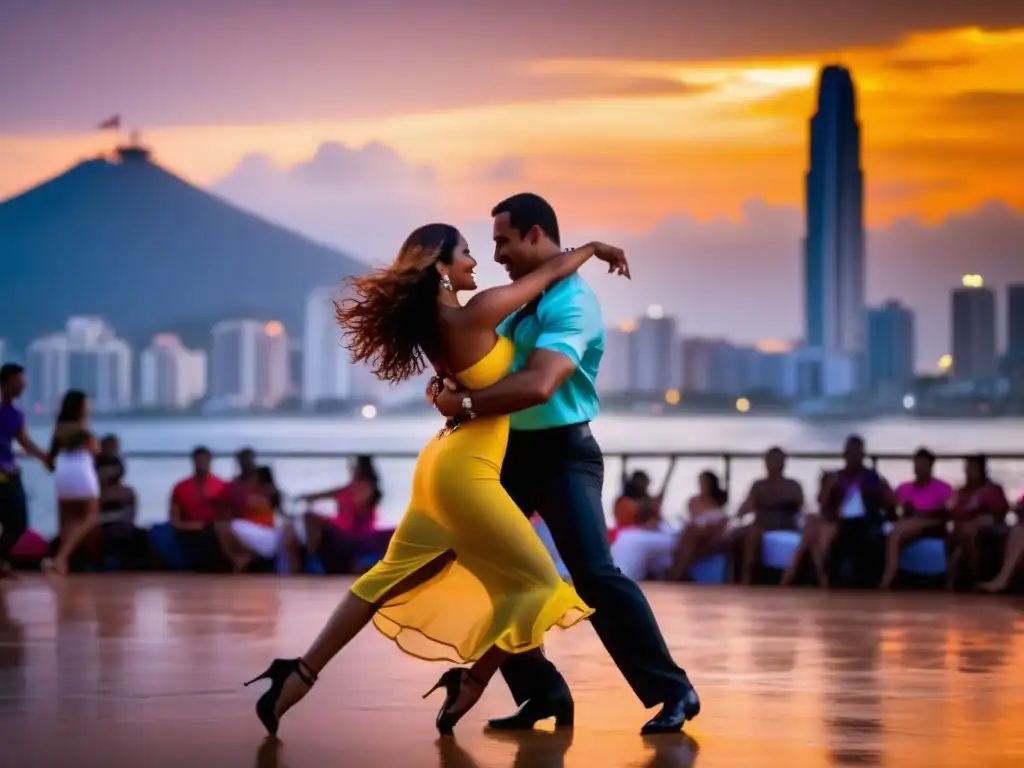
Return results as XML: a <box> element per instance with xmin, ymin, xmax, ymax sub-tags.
<box><xmin>0</xmin><ymin>363</ymin><xmax>24</xmax><ymax>386</ymax></box>
<box><xmin>491</xmin><ymin>192</ymin><xmax>560</xmax><ymax>246</ymax></box>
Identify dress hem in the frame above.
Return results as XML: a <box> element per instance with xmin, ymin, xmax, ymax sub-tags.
<box><xmin>369</xmin><ymin>603</ymin><xmax>595</xmax><ymax>665</ymax></box>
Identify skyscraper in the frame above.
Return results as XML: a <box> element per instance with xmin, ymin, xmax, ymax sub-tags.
<box><xmin>803</xmin><ymin>66</ymin><xmax>865</xmax><ymax>381</ymax></box>
<box><xmin>866</xmin><ymin>301</ymin><xmax>915</xmax><ymax>392</ymax></box>
<box><xmin>140</xmin><ymin>333</ymin><xmax>207</xmax><ymax>410</ymax></box>
<box><xmin>629</xmin><ymin>306</ymin><xmax>679</xmax><ymax>395</ymax></box>
<box><xmin>1008</xmin><ymin>284</ymin><xmax>1024</xmax><ymax>383</ymax></box>
<box><xmin>951</xmin><ymin>275</ymin><xmax>997</xmax><ymax>382</ymax></box>
<box><xmin>302</xmin><ymin>286</ymin><xmax>352</xmax><ymax>408</ymax></box>
<box><xmin>209</xmin><ymin>319</ymin><xmax>291</xmax><ymax>410</ymax></box>
<box><xmin>26</xmin><ymin>318</ymin><xmax>132</xmax><ymax>414</ymax></box>
<box><xmin>596</xmin><ymin>323</ymin><xmax>633</xmax><ymax>395</ymax></box>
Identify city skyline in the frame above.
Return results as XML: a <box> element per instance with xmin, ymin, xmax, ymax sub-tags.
<box><xmin>2</xmin><ymin>8</ymin><xmax>1023</xmax><ymax>369</ymax></box>
<box><xmin>7</xmin><ymin>273</ymin><xmax>1022</xmax><ymax>417</ymax></box>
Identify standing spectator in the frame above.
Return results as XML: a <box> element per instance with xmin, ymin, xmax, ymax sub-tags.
<box><xmin>0</xmin><ymin>363</ymin><xmax>51</xmax><ymax>578</ymax></box>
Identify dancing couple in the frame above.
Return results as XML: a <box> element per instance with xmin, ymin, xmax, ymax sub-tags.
<box><xmin>245</xmin><ymin>194</ymin><xmax>700</xmax><ymax>736</ymax></box>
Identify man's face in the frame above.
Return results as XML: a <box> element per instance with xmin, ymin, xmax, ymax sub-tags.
<box><xmin>237</xmin><ymin>450</ymin><xmax>256</xmax><ymax>476</ymax></box>
<box><xmin>492</xmin><ymin>212</ymin><xmax>537</xmax><ymax>280</ymax></box>
<box><xmin>101</xmin><ymin>436</ymin><xmax>118</xmax><ymax>455</ymax></box>
<box><xmin>765</xmin><ymin>450</ymin><xmax>785</xmax><ymax>475</ymax></box>
<box><xmin>194</xmin><ymin>451</ymin><xmax>212</xmax><ymax>475</ymax></box>
<box><xmin>844</xmin><ymin>439</ymin><xmax>865</xmax><ymax>467</ymax></box>
<box><xmin>2</xmin><ymin>373</ymin><xmax>25</xmax><ymax>399</ymax></box>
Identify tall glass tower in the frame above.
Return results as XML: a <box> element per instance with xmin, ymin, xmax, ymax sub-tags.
<box><xmin>803</xmin><ymin>66</ymin><xmax>865</xmax><ymax>361</ymax></box>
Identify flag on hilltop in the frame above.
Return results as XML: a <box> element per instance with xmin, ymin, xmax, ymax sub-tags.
<box><xmin>97</xmin><ymin>115</ymin><xmax>121</xmax><ymax>131</ymax></box>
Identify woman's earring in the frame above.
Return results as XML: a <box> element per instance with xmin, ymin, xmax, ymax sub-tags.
<box><xmin>441</xmin><ymin>274</ymin><xmax>454</xmax><ymax>292</ymax></box>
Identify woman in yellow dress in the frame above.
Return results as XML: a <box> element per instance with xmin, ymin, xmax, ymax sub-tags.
<box><xmin>245</xmin><ymin>223</ymin><xmax>629</xmax><ymax>736</ymax></box>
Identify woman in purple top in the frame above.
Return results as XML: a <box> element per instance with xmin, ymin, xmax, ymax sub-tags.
<box><xmin>879</xmin><ymin>448</ymin><xmax>953</xmax><ymax>589</ymax></box>
<box><xmin>0</xmin><ymin>363</ymin><xmax>52</xmax><ymax>578</ymax></box>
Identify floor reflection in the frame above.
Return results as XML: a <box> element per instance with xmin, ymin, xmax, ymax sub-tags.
<box><xmin>0</xmin><ymin>576</ymin><xmax>1021</xmax><ymax>767</ymax></box>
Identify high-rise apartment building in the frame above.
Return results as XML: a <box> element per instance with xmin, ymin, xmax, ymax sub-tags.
<box><xmin>26</xmin><ymin>317</ymin><xmax>131</xmax><ymax>413</ymax></box>
<box><xmin>629</xmin><ymin>306</ymin><xmax>679</xmax><ymax>394</ymax></box>
<box><xmin>866</xmin><ymin>301</ymin><xmax>915</xmax><ymax>392</ymax></box>
<box><xmin>209</xmin><ymin>319</ymin><xmax>291</xmax><ymax>410</ymax></box>
<box><xmin>951</xmin><ymin>275</ymin><xmax>997</xmax><ymax>382</ymax></box>
<box><xmin>139</xmin><ymin>333</ymin><xmax>207</xmax><ymax>410</ymax></box>
<box><xmin>1007</xmin><ymin>284</ymin><xmax>1024</xmax><ymax>383</ymax></box>
<box><xmin>596</xmin><ymin>323</ymin><xmax>633</xmax><ymax>395</ymax></box>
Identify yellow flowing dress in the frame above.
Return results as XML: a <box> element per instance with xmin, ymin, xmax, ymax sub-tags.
<box><xmin>351</xmin><ymin>336</ymin><xmax>594</xmax><ymax>663</ymax></box>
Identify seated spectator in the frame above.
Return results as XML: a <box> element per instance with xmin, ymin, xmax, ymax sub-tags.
<box><xmin>612</xmin><ymin>459</ymin><xmax>676</xmax><ymax>535</ymax></box>
<box><xmin>94</xmin><ymin>435</ymin><xmax>149</xmax><ymax>569</ymax></box>
<box><xmin>168</xmin><ymin>446</ymin><xmax>226</xmax><ymax>570</ymax></box>
<box><xmin>608</xmin><ymin>459</ymin><xmax>677</xmax><ymax>579</ymax></box>
<box><xmin>215</xmin><ymin>464</ymin><xmax>284</xmax><ymax>572</ymax></box>
<box><xmin>946</xmin><ymin>455</ymin><xmax>1010</xmax><ymax>589</ymax></box>
<box><xmin>281</xmin><ymin>455</ymin><xmax>385</xmax><ymax>574</ymax></box>
<box><xmin>780</xmin><ymin>471</ymin><xmax>836</xmax><ymax>586</ymax></box>
<box><xmin>820</xmin><ymin>435</ymin><xmax>896</xmax><ymax>588</ymax></box>
<box><xmin>665</xmin><ymin>470</ymin><xmax>730</xmax><ymax>581</ymax></box>
<box><xmin>979</xmin><ymin>494</ymin><xmax>1024</xmax><ymax>593</ymax></box>
<box><xmin>730</xmin><ymin>447</ymin><xmax>803</xmax><ymax>584</ymax></box>
<box><xmin>879</xmin><ymin>448</ymin><xmax>953</xmax><ymax>589</ymax></box>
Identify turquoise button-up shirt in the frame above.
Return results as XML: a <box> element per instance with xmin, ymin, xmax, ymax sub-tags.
<box><xmin>497</xmin><ymin>274</ymin><xmax>605</xmax><ymax>431</ymax></box>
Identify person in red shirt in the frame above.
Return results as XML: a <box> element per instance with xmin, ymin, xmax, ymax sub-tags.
<box><xmin>168</xmin><ymin>446</ymin><xmax>226</xmax><ymax>569</ymax></box>
<box><xmin>946</xmin><ymin>454</ymin><xmax>1010</xmax><ymax>589</ymax></box>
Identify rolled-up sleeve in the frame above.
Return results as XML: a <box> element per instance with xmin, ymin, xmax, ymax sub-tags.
<box><xmin>534</xmin><ymin>288</ymin><xmax>601</xmax><ymax>366</ymax></box>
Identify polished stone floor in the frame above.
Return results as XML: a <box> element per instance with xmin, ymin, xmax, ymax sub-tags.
<box><xmin>1</xmin><ymin>575</ymin><xmax>1022</xmax><ymax>767</ymax></box>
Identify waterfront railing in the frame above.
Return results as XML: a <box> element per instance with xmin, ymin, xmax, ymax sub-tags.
<box><xmin>15</xmin><ymin>449</ymin><xmax>1024</xmax><ymax>538</ymax></box>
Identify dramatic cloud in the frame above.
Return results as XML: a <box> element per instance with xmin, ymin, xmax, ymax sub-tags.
<box><xmin>212</xmin><ymin>141</ymin><xmax>445</xmax><ymax>261</ymax></box>
<box><xmin>210</xmin><ymin>141</ymin><xmax>1024</xmax><ymax>371</ymax></box>
<box><xmin>572</xmin><ymin>200</ymin><xmax>1023</xmax><ymax>370</ymax></box>
<box><xmin>475</xmin><ymin>157</ymin><xmax>526</xmax><ymax>184</ymax></box>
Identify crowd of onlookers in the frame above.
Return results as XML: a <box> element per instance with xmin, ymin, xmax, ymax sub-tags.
<box><xmin>3</xmin><ymin>362</ymin><xmax>1024</xmax><ymax>591</ymax></box>
<box><xmin>9</xmin><ymin>443</ymin><xmax>394</xmax><ymax>578</ymax></box>
<box><xmin>1</xmin><ymin>431</ymin><xmax>1022</xmax><ymax>595</ymax></box>
<box><xmin>609</xmin><ymin>435</ymin><xmax>1024</xmax><ymax>593</ymax></box>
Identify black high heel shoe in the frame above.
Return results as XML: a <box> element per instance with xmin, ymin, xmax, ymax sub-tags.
<box><xmin>244</xmin><ymin>658</ymin><xmax>318</xmax><ymax>736</ymax></box>
<box><xmin>423</xmin><ymin>667</ymin><xmax>485</xmax><ymax>737</ymax></box>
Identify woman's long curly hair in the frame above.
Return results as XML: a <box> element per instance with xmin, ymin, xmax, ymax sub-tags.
<box><xmin>335</xmin><ymin>223</ymin><xmax>461</xmax><ymax>384</ymax></box>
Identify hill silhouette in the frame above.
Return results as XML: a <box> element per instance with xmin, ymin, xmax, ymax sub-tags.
<box><xmin>0</xmin><ymin>145</ymin><xmax>365</xmax><ymax>352</ymax></box>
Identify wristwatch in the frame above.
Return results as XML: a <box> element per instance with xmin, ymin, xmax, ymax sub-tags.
<box><xmin>461</xmin><ymin>395</ymin><xmax>476</xmax><ymax>419</ymax></box>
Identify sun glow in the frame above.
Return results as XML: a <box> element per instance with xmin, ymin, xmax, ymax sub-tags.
<box><xmin>2</xmin><ymin>26</ymin><xmax>1023</xmax><ymax>229</ymax></box>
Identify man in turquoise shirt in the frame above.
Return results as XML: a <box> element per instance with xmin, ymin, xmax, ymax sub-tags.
<box><xmin>434</xmin><ymin>193</ymin><xmax>700</xmax><ymax>735</ymax></box>
<box><xmin>495</xmin><ymin>272</ymin><xmax>603</xmax><ymax>431</ymax></box>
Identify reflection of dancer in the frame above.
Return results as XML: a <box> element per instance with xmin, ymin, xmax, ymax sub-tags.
<box><xmin>245</xmin><ymin>224</ymin><xmax>627</xmax><ymax>737</ymax></box>
<box><xmin>43</xmin><ymin>391</ymin><xmax>101</xmax><ymax>576</ymax></box>
<box><xmin>0</xmin><ymin>364</ymin><xmax>51</xmax><ymax>579</ymax></box>
<box><xmin>433</xmin><ymin>194</ymin><xmax>699</xmax><ymax>734</ymax></box>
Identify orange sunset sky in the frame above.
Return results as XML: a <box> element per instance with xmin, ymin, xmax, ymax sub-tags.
<box><xmin>3</xmin><ymin>1</ymin><xmax>1023</xmax><ymax>365</ymax></box>
<box><xmin>3</xmin><ymin>1</ymin><xmax>1023</xmax><ymax>230</ymax></box>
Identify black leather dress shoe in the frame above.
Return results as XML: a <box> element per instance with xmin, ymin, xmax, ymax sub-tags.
<box><xmin>485</xmin><ymin>689</ymin><xmax>575</xmax><ymax>730</ymax></box>
<box><xmin>640</xmin><ymin>687</ymin><xmax>701</xmax><ymax>735</ymax></box>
